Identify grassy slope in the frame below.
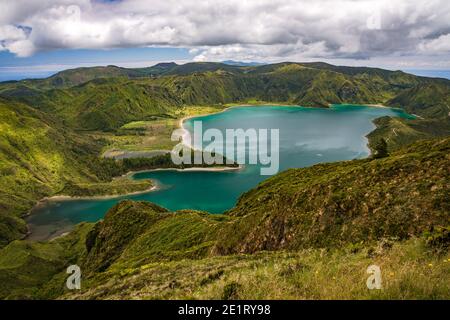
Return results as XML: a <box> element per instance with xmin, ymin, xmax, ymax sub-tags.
<box><xmin>388</xmin><ymin>82</ymin><xmax>450</xmax><ymax>119</ymax></box>
<box><xmin>1</xmin><ymin>137</ymin><xmax>446</xmax><ymax>299</ymax></box>
<box><xmin>0</xmin><ymin>97</ymin><xmax>101</xmax><ymax>245</ymax></box>
<box><xmin>1</xmin><ymin>62</ymin><xmax>439</xmax><ymax>131</ymax></box>
<box><xmin>71</xmin><ymin>138</ymin><xmax>450</xmax><ymax>299</ymax></box>
<box><xmin>214</xmin><ymin>138</ymin><xmax>449</xmax><ymax>254</ymax></box>
<box><xmin>0</xmin><ymin>62</ymin><xmax>449</xmax><ymax>298</ymax></box>
<box><xmin>368</xmin><ymin>82</ymin><xmax>450</xmax><ymax>151</ymax></box>
<box><xmin>66</xmin><ymin>239</ymin><xmax>450</xmax><ymax>300</ymax></box>
<box><xmin>0</xmin><ymin>97</ymin><xmax>152</xmax><ymax>246</ymax></box>
<box><xmin>12</xmin><ymin>79</ymin><xmax>182</xmax><ymax>131</ymax></box>
<box><xmin>0</xmin><ymin>223</ymin><xmax>92</xmax><ymax>299</ymax></box>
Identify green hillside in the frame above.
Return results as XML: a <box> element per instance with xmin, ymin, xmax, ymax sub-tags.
<box><xmin>387</xmin><ymin>82</ymin><xmax>450</xmax><ymax>119</ymax></box>
<box><xmin>0</xmin><ymin>61</ymin><xmax>449</xmax><ymax>255</ymax></box>
<box><xmin>0</xmin><ymin>223</ymin><xmax>92</xmax><ymax>299</ymax></box>
<box><xmin>2</xmin><ymin>62</ymin><xmax>448</xmax><ymax>131</ymax></box>
<box><xmin>367</xmin><ymin>83</ymin><xmax>450</xmax><ymax>151</ymax></box>
<box><xmin>0</xmin><ymin>97</ymin><xmax>103</xmax><ymax>245</ymax></box>
<box><xmin>215</xmin><ymin>138</ymin><xmax>450</xmax><ymax>254</ymax></box>
<box><xmin>0</xmin><ymin>97</ymin><xmax>154</xmax><ymax>246</ymax></box>
<box><xmin>0</xmin><ymin>138</ymin><xmax>447</xmax><ymax>299</ymax></box>
<box><xmin>0</xmin><ymin>63</ymin><xmax>180</xmax><ymax>90</ymax></box>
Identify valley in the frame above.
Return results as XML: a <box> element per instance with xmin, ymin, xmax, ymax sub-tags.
<box><xmin>0</xmin><ymin>61</ymin><xmax>448</xmax><ymax>299</ymax></box>
<box><xmin>1</xmin><ymin>137</ymin><xmax>448</xmax><ymax>299</ymax></box>
<box><xmin>27</xmin><ymin>104</ymin><xmax>414</xmax><ymax>241</ymax></box>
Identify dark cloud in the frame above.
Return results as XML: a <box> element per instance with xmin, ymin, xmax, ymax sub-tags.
<box><xmin>0</xmin><ymin>0</ymin><xmax>449</xmax><ymax>65</ymax></box>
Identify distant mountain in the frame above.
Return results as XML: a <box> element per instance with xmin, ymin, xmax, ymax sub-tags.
<box><xmin>0</xmin><ymin>61</ymin><xmax>449</xmax><ymax>246</ymax></box>
<box><xmin>0</xmin><ymin>61</ymin><xmax>449</xmax><ymax>299</ymax></box>
<box><xmin>1</xmin><ymin>137</ymin><xmax>448</xmax><ymax>299</ymax></box>
<box><xmin>0</xmin><ymin>63</ymin><xmax>180</xmax><ymax>89</ymax></box>
<box><xmin>136</xmin><ymin>62</ymin><xmax>178</xmax><ymax>76</ymax></box>
<box><xmin>221</xmin><ymin>60</ymin><xmax>266</xmax><ymax>67</ymax></box>
<box><xmin>2</xmin><ymin>61</ymin><xmax>448</xmax><ymax>132</ymax></box>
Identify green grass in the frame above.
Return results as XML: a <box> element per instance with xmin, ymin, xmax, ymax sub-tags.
<box><xmin>0</xmin><ymin>62</ymin><xmax>449</xmax><ymax>299</ymax></box>
<box><xmin>0</xmin><ymin>223</ymin><xmax>93</xmax><ymax>299</ymax></box>
<box><xmin>0</xmin><ymin>137</ymin><xmax>444</xmax><ymax>300</ymax></box>
<box><xmin>115</xmin><ymin>210</ymin><xmax>229</xmax><ymax>268</ymax></box>
<box><xmin>106</xmin><ymin>118</ymin><xmax>178</xmax><ymax>151</ymax></box>
<box><xmin>63</xmin><ymin>238</ymin><xmax>449</xmax><ymax>300</ymax></box>
<box><xmin>3</xmin><ymin>62</ymin><xmax>446</xmax><ymax>132</ymax></box>
<box><xmin>96</xmin><ymin>106</ymin><xmax>227</xmax><ymax>154</ymax></box>
<box><xmin>215</xmin><ymin>138</ymin><xmax>449</xmax><ymax>254</ymax></box>
<box><xmin>58</xmin><ymin>177</ymin><xmax>153</xmax><ymax>198</ymax></box>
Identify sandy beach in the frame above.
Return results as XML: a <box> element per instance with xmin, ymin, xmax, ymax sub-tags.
<box><xmin>31</xmin><ymin>184</ymin><xmax>159</xmax><ymax>205</ymax></box>
<box><xmin>30</xmin><ymin>107</ymin><xmax>244</xmax><ymax>209</ymax></box>
<box><xmin>30</xmin><ymin>103</ymin><xmax>404</xmax><ymax>208</ymax></box>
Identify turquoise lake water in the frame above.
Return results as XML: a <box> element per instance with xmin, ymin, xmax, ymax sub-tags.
<box><xmin>27</xmin><ymin>105</ymin><xmax>414</xmax><ymax>240</ymax></box>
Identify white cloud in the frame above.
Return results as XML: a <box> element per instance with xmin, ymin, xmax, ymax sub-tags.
<box><xmin>0</xmin><ymin>0</ymin><xmax>449</xmax><ymax>65</ymax></box>
<box><xmin>0</xmin><ymin>24</ymin><xmax>35</xmax><ymax>56</ymax></box>
<box><xmin>419</xmin><ymin>34</ymin><xmax>450</xmax><ymax>53</ymax></box>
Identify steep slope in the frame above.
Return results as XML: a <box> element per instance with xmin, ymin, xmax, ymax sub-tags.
<box><xmin>0</xmin><ymin>63</ymin><xmax>180</xmax><ymax>90</ymax></box>
<box><xmin>1</xmin><ymin>78</ymin><xmax>183</xmax><ymax>130</ymax></box>
<box><xmin>0</xmin><ymin>97</ymin><xmax>125</xmax><ymax>246</ymax></box>
<box><xmin>213</xmin><ymin>137</ymin><xmax>450</xmax><ymax>254</ymax></box>
<box><xmin>47</xmin><ymin>79</ymin><xmax>182</xmax><ymax>130</ymax></box>
<box><xmin>387</xmin><ymin>82</ymin><xmax>450</xmax><ymax>119</ymax></box>
<box><xmin>0</xmin><ymin>137</ymin><xmax>448</xmax><ymax>299</ymax></box>
<box><xmin>83</xmin><ymin>201</ymin><xmax>169</xmax><ymax>273</ymax></box>
<box><xmin>82</xmin><ymin>200</ymin><xmax>230</xmax><ymax>275</ymax></box>
<box><xmin>2</xmin><ymin>61</ymin><xmax>444</xmax><ymax>132</ymax></box>
<box><xmin>367</xmin><ymin>82</ymin><xmax>450</xmax><ymax>151</ymax></box>
<box><xmin>0</xmin><ymin>223</ymin><xmax>92</xmax><ymax>299</ymax></box>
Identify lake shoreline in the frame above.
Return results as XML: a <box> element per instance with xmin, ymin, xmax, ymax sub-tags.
<box><xmin>178</xmin><ymin>103</ymin><xmax>315</xmax><ymax>131</ymax></box>
<box><xmin>26</xmin><ymin>103</ymin><xmax>413</xmax><ymax>240</ymax></box>
<box><xmin>30</xmin><ymin>163</ymin><xmax>244</xmax><ymax>206</ymax></box>
<box><xmin>30</xmin><ymin>185</ymin><xmax>159</xmax><ymax>206</ymax></box>
<box><xmin>125</xmin><ymin>165</ymin><xmax>243</xmax><ymax>177</ymax></box>
<box><xmin>182</xmin><ymin>103</ymin><xmax>395</xmax><ymax>160</ymax></box>
<box><xmin>32</xmin><ymin>103</ymin><xmax>395</xmax><ymax>206</ymax></box>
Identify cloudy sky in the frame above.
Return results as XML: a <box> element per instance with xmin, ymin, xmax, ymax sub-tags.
<box><xmin>1</xmin><ymin>0</ymin><xmax>450</xmax><ymax>80</ymax></box>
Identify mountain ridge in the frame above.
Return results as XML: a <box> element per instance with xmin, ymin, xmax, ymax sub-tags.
<box><xmin>2</xmin><ymin>61</ymin><xmax>448</xmax><ymax>132</ymax></box>
<box><xmin>0</xmin><ymin>137</ymin><xmax>448</xmax><ymax>299</ymax></box>
<box><xmin>0</xmin><ymin>61</ymin><xmax>449</xmax><ymax>247</ymax></box>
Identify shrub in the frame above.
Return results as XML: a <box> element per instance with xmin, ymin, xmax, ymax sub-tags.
<box><xmin>222</xmin><ymin>282</ymin><xmax>242</xmax><ymax>300</ymax></box>
<box><xmin>372</xmin><ymin>138</ymin><xmax>389</xmax><ymax>159</ymax></box>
